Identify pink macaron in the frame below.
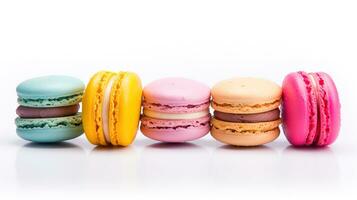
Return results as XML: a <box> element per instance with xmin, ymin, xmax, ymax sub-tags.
<box><xmin>282</xmin><ymin>71</ymin><xmax>341</xmax><ymax>146</ymax></box>
<box><xmin>140</xmin><ymin>77</ymin><xmax>211</xmax><ymax>142</ymax></box>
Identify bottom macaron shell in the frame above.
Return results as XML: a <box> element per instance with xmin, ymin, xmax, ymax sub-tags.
<box><xmin>17</xmin><ymin>126</ymin><xmax>83</xmax><ymax>143</ymax></box>
<box><xmin>141</xmin><ymin>126</ymin><xmax>210</xmax><ymax>142</ymax></box>
<box><xmin>211</xmin><ymin>127</ymin><xmax>280</xmax><ymax>146</ymax></box>
<box><xmin>314</xmin><ymin>72</ymin><xmax>341</xmax><ymax>146</ymax></box>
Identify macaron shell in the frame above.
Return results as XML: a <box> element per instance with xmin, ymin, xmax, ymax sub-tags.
<box><xmin>211</xmin><ymin>127</ymin><xmax>280</xmax><ymax>146</ymax></box>
<box><xmin>15</xmin><ymin>114</ymin><xmax>83</xmax><ymax>143</ymax></box>
<box><xmin>17</xmin><ymin>126</ymin><xmax>83</xmax><ymax>143</ymax></box>
<box><xmin>16</xmin><ymin>75</ymin><xmax>85</xmax><ymax>99</ymax></box>
<box><xmin>141</xmin><ymin>126</ymin><xmax>210</xmax><ymax>143</ymax></box>
<box><xmin>82</xmin><ymin>71</ymin><xmax>116</xmax><ymax>145</ymax></box>
<box><xmin>109</xmin><ymin>72</ymin><xmax>142</xmax><ymax>146</ymax></box>
<box><xmin>314</xmin><ymin>72</ymin><xmax>341</xmax><ymax>146</ymax></box>
<box><xmin>211</xmin><ymin>77</ymin><xmax>282</xmax><ymax>114</ymax></box>
<box><xmin>282</xmin><ymin>72</ymin><xmax>315</xmax><ymax>146</ymax></box>
<box><xmin>143</xmin><ymin>77</ymin><xmax>211</xmax><ymax>106</ymax></box>
<box><xmin>141</xmin><ymin>115</ymin><xmax>210</xmax><ymax>129</ymax></box>
<box><xmin>141</xmin><ymin>115</ymin><xmax>210</xmax><ymax>142</ymax></box>
<box><xmin>15</xmin><ymin>113</ymin><xmax>82</xmax><ymax>129</ymax></box>
<box><xmin>211</xmin><ymin>118</ymin><xmax>281</xmax><ymax>134</ymax></box>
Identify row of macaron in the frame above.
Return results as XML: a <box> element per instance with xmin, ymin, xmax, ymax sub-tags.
<box><xmin>15</xmin><ymin>70</ymin><xmax>341</xmax><ymax>147</ymax></box>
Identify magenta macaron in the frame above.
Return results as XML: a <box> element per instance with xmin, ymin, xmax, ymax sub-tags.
<box><xmin>140</xmin><ymin>77</ymin><xmax>211</xmax><ymax>142</ymax></box>
<box><xmin>282</xmin><ymin>71</ymin><xmax>341</xmax><ymax>146</ymax></box>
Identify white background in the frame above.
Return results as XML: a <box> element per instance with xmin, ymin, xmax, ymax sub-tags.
<box><xmin>0</xmin><ymin>0</ymin><xmax>356</xmax><ymax>199</ymax></box>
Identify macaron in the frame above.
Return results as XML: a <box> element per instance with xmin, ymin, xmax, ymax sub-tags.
<box><xmin>82</xmin><ymin>71</ymin><xmax>142</xmax><ymax>146</ymax></box>
<box><xmin>282</xmin><ymin>71</ymin><xmax>341</xmax><ymax>146</ymax></box>
<box><xmin>15</xmin><ymin>75</ymin><xmax>85</xmax><ymax>143</ymax></box>
<box><xmin>211</xmin><ymin>77</ymin><xmax>282</xmax><ymax>146</ymax></box>
<box><xmin>140</xmin><ymin>77</ymin><xmax>211</xmax><ymax>142</ymax></box>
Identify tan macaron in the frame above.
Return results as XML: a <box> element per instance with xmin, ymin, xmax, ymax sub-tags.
<box><xmin>211</xmin><ymin>77</ymin><xmax>282</xmax><ymax>146</ymax></box>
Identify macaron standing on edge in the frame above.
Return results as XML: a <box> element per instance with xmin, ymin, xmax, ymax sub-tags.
<box><xmin>282</xmin><ymin>71</ymin><xmax>341</xmax><ymax>146</ymax></box>
<box><xmin>15</xmin><ymin>75</ymin><xmax>85</xmax><ymax>143</ymax></box>
<box><xmin>82</xmin><ymin>71</ymin><xmax>142</xmax><ymax>146</ymax></box>
<box><xmin>140</xmin><ymin>77</ymin><xmax>211</xmax><ymax>142</ymax></box>
<box><xmin>210</xmin><ymin>77</ymin><xmax>282</xmax><ymax>146</ymax></box>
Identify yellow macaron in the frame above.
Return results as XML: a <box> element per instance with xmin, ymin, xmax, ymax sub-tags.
<box><xmin>82</xmin><ymin>71</ymin><xmax>142</xmax><ymax>146</ymax></box>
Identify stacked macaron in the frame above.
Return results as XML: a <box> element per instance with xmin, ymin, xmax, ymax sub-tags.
<box><xmin>15</xmin><ymin>75</ymin><xmax>85</xmax><ymax>143</ymax></box>
<box><xmin>140</xmin><ymin>77</ymin><xmax>211</xmax><ymax>142</ymax></box>
<box><xmin>210</xmin><ymin>78</ymin><xmax>282</xmax><ymax>146</ymax></box>
<box><xmin>82</xmin><ymin>71</ymin><xmax>142</xmax><ymax>146</ymax></box>
<box><xmin>282</xmin><ymin>71</ymin><xmax>340</xmax><ymax>146</ymax></box>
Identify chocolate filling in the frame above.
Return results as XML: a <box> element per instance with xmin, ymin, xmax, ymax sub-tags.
<box><xmin>214</xmin><ymin>109</ymin><xmax>280</xmax><ymax>123</ymax></box>
<box><xmin>16</xmin><ymin>104</ymin><xmax>80</xmax><ymax>118</ymax></box>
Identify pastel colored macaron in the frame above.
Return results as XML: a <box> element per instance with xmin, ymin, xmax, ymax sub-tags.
<box><xmin>282</xmin><ymin>71</ymin><xmax>341</xmax><ymax>146</ymax></box>
<box><xmin>15</xmin><ymin>75</ymin><xmax>85</xmax><ymax>143</ymax></box>
<box><xmin>82</xmin><ymin>71</ymin><xmax>142</xmax><ymax>146</ymax></box>
<box><xmin>211</xmin><ymin>77</ymin><xmax>282</xmax><ymax>146</ymax></box>
<box><xmin>140</xmin><ymin>77</ymin><xmax>211</xmax><ymax>142</ymax></box>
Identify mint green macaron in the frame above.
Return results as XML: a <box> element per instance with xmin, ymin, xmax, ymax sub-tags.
<box><xmin>15</xmin><ymin>75</ymin><xmax>85</xmax><ymax>143</ymax></box>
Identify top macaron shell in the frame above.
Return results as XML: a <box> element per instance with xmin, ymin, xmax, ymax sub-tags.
<box><xmin>143</xmin><ymin>77</ymin><xmax>211</xmax><ymax>112</ymax></box>
<box><xmin>316</xmin><ymin>72</ymin><xmax>341</xmax><ymax>145</ymax></box>
<box><xmin>282</xmin><ymin>72</ymin><xmax>341</xmax><ymax>146</ymax></box>
<box><xmin>17</xmin><ymin>75</ymin><xmax>85</xmax><ymax>107</ymax></box>
<box><xmin>211</xmin><ymin>77</ymin><xmax>282</xmax><ymax>114</ymax></box>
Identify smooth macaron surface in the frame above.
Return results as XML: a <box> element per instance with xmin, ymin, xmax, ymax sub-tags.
<box><xmin>143</xmin><ymin>77</ymin><xmax>211</xmax><ymax>106</ymax></box>
<box><xmin>82</xmin><ymin>71</ymin><xmax>142</xmax><ymax>146</ymax></box>
<box><xmin>143</xmin><ymin>77</ymin><xmax>211</xmax><ymax>113</ymax></box>
<box><xmin>211</xmin><ymin>77</ymin><xmax>282</xmax><ymax>114</ymax></box>
<box><xmin>141</xmin><ymin>77</ymin><xmax>211</xmax><ymax>142</ymax></box>
<box><xmin>282</xmin><ymin>71</ymin><xmax>341</xmax><ymax>146</ymax></box>
<box><xmin>17</xmin><ymin>75</ymin><xmax>85</xmax><ymax>107</ymax></box>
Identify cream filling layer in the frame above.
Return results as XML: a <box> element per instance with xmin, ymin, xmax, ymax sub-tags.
<box><xmin>308</xmin><ymin>73</ymin><xmax>320</xmax><ymax>143</ymax></box>
<box><xmin>308</xmin><ymin>74</ymin><xmax>318</xmax><ymax>103</ymax></box>
<box><xmin>143</xmin><ymin>109</ymin><xmax>209</xmax><ymax>120</ymax></box>
<box><xmin>102</xmin><ymin>76</ymin><xmax>116</xmax><ymax>144</ymax></box>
